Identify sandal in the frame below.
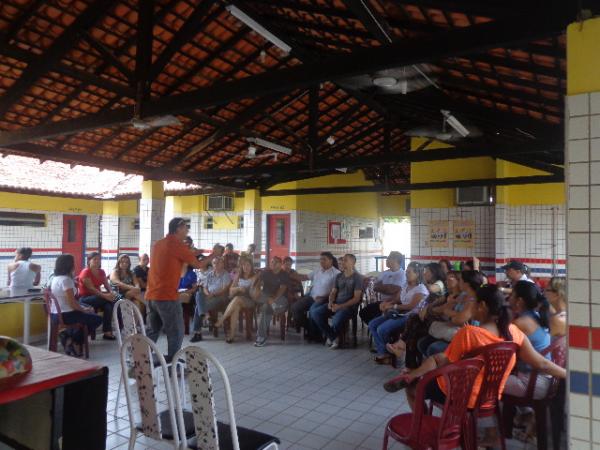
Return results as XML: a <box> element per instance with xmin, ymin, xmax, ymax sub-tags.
<box><xmin>374</xmin><ymin>355</ymin><xmax>392</xmax><ymax>365</ymax></box>
<box><xmin>386</xmin><ymin>342</ymin><xmax>405</xmax><ymax>357</ymax></box>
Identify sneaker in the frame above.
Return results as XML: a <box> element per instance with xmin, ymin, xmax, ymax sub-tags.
<box><xmin>325</xmin><ymin>338</ymin><xmax>333</xmax><ymax>347</ymax></box>
<box><xmin>254</xmin><ymin>338</ymin><xmax>266</xmax><ymax>347</ymax></box>
<box><xmin>329</xmin><ymin>339</ymin><xmax>339</xmax><ymax>350</ymax></box>
<box><xmin>190</xmin><ymin>333</ymin><xmax>203</xmax><ymax>343</ymax></box>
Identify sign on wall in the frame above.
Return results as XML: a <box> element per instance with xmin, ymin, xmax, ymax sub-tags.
<box><xmin>328</xmin><ymin>221</ymin><xmax>346</xmax><ymax>244</ymax></box>
<box><xmin>453</xmin><ymin>219</ymin><xmax>475</xmax><ymax>248</ymax></box>
<box><xmin>428</xmin><ymin>220</ymin><xmax>449</xmax><ymax>248</ymax></box>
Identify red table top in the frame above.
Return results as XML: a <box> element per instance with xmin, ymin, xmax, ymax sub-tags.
<box><xmin>0</xmin><ymin>346</ymin><xmax>105</xmax><ymax>405</ymax></box>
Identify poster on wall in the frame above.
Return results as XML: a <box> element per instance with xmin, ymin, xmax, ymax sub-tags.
<box><xmin>328</xmin><ymin>221</ymin><xmax>346</xmax><ymax>244</ymax></box>
<box><xmin>428</xmin><ymin>220</ymin><xmax>449</xmax><ymax>248</ymax></box>
<box><xmin>453</xmin><ymin>219</ymin><xmax>475</xmax><ymax>248</ymax></box>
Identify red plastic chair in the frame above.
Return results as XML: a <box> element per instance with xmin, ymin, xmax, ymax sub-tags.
<box><xmin>462</xmin><ymin>342</ymin><xmax>519</xmax><ymax>450</ymax></box>
<box><xmin>43</xmin><ymin>288</ymin><xmax>89</xmax><ymax>359</ymax></box>
<box><xmin>502</xmin><ymin>336</ymin><xmax>566</xmax><ymax>450</ymax></box>
<box><xmin>383</xmin><ymin>358</ymin><xmax>484</xmax><ymax>450</ymax></box>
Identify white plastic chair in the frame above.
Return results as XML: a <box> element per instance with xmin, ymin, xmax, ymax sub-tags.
<box><xmin>112</xmin><ymin>299</ymin><xmax>184</xmax><ymax>418</ymax></box>
<box><xmin>120</xmin><ymin>334</ymin><xmax>180</xmax><ymax>450</ymax></box>
<box><xmin>171</xmin><ymin>346</ymin><xmax>280</xmax><ymax>450</ymax></box>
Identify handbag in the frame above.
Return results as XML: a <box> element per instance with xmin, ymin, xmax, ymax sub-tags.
<box><xmin>428</xmin><ymin>320</ymin><xmax>460</xmax><ymax>342</ymax></box>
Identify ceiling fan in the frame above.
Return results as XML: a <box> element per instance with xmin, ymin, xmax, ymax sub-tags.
<box><xmin>339</xmin><ymin>64</ymin><xmax>437</xmax><ymax>95</ymax></box>
<box><xmin>405</xmin><ymin>109</ymin><xmax>481</xmax><ymax>142</ymax></box>
<box><xmin>130</xmin><ymin>114</ymin><xmax>182</xmax><ymax>130</ymax></box>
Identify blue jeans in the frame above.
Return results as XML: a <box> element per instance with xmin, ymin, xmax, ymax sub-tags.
<box><xmin>418</xmin><ymin>335</ymin><xmax>449</xmax><ymax>357</ymax></box>
<box><xmin>59</xmin><ymin>310</ymin><xmax>103</xmax><ymax>343</ymax></box>
<box><xmin>309</xmin><ymin>302</ymin><xmax>354</xmax><ymax>341</ymax></box>
<box><xmin>192</xmin><ymin>290</ymin><xmax>229</xmax><ymax>333</ymax></box>
<box><xmin>369</xmin><ymin>314</ymin><xmax>408</xmax><ymax>356</ymax></box>
<box><xmin>79</xmin><ymin>295</ymin><xmax>114</xmax><ymax>332</ymax></box>
<box><xmin>146</xmin><ymin>300</ymin><xmax>183</xmax><ymax>363</ymax></box>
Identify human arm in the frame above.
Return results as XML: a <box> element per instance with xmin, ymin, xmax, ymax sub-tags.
<box><xmin>394</xmin><ymin>293</ymin><xmax>425</xmax><ymax>312</ymax></box>
<box><xmin>82</xmin><ymin>274</ymin><xmax>114</xmax><ymax>301</ymax></box>
<box><xmin>211</xmin><ymin>278</ymin><xmax>232</xmax><ymax>298</ymax></box>
<box><xmin>332</xmin><ymin>288</ymin><xmax>363</xmax><ymax>311</ymax></box>
<box><xmin>110</xmin><ymin>270</ymin><xmax>135</xmax><ymax>290</ymax></box>
<box><xmin>449</xmin><ymin>300</ymin><xmax>476</xmax><ymax>325</ymax></box>
<box><xmin>374</xmin><ymin>282</ymin><xmax>402</xmax><ymax>296</ymax></box>
<box><xmin>65</xmin><ymin>288</ymin><xmax>94</xmax><ymax>313</ymax></box>
<box><xmin>31</xmin><ymin>263</ymin><xmax>42</xmax><ymax>285</ymax></box>
<box><xmin>402</xmin><ymin>352</ymin><xmax>450</xmax><ymax>383</ymax></box>
<box><xmin>328</xmin><ymin>287</ymin><xmax>338</xmax><ymax>306</ymax></box>
<box><xmin>472</xmin><ymin>257</ymin><xmax>480</xmax><ymax>271</ymax></box>
<box><xmin>518</xmin><ymin>336</ymin><xmax>566</xmax><ymax>379</ymax></box>
<box><xmin>268</xmin><ymin>284</ymin><xmax>287</xmax><ymax>305</ymax></box>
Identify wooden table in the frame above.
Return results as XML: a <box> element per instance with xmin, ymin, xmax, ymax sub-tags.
<box><xmin>0</xmin><ymin>287</ymin><xmax>45</xmax><ymax>344</ymax></box>
<box><xmin>0</xmin><ymin>346</ymin><xmax>108</xmax><ymax>450</ymax></box>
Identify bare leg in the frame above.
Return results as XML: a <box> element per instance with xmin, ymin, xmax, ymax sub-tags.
<box><xmin>229</xmin><ymin>297</ymin><xmax>244</xmax><ymax>340</ymax></box>
<box><xmin>219</xmin><ymin>297</ymin><xmax>242</xmax><ymax>333</ymax></box>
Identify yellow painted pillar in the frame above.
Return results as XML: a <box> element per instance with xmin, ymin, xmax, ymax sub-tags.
<box><xmin>139</xmin><ymin>180</ymin><xmax>165</xmax><ymax>256</ymax></box>
<box><xmin>565</xmin><ymin>17</ymin><xmax>600</xmax><ymax>449</ymax></box>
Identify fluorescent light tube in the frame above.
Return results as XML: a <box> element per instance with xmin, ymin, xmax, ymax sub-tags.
<box><xmin>247</xmin><ymin>137</ymin><xmax>292</xmax><ymax>155</ymax></box>
<box><xmin>226</xmin><ymin>5</ymin><xmax>292</xmax><ymax>54</ymax></box>
<box><xmin>441</xmin><ymin>110</ymin><xmax>470</xmax><ymax>137</ymax></box>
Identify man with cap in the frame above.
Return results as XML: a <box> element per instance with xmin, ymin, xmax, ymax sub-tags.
<box><xmin>500</xmin><ymin>259</ymin><xmax>534</xmax><ymax>295</ymax></box>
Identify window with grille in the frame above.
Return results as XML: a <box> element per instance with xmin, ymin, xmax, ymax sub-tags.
<box><xmin>204</xmin><ymin>216</ymin><xmax>213</xmax><ymax>229</ymax></box>
<box><xmin>0</xmin><ymin>212</ymin><xmax>46</xmax><ymax>227</ymax></box>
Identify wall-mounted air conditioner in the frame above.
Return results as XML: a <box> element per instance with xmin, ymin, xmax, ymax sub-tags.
<box><xmin>206</xmin><ymin>195</ymin><xmax>234</xmax><ymax>211</ymax></box>
<box><xmin>456</xmin><ymin>186</ymin><xmax>492</xmax><ymax>206</ymax></box>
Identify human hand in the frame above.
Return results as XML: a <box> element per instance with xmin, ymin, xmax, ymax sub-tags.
<box><xmin>331</xmin><ymin>304</ymin><xmax>339</xmax><ymax>312</ymax></box>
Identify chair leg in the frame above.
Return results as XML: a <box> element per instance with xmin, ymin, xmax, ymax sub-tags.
<box><xmin>245</xmin><ymin>309</ymin><xmax>253</xmax><ymax>341</ymax></box>
<box><xmin>83</xmin><ymin>327</ymin><xmax>90</xmax><ymax>359</ymax></box>
<box><xmin>382</xmin><ymin>427</ymin><xmax>390</xmax><ymax>450</ymax></box>
<box><xmin>114</xmin><ymin>375</ymin><xmax>123</xmax><ymax>418</ymax></box>
<box><xmin>534</xmin><ymin>404</ymin><xmax>548</xmax><ymax>450</ymax></box>
<box><xmin>127</xmin><ymin>428</ymin><xmax>136</xmax><ymax>450</ymax></box>
<box><xmin>501</xmin><ymin>401</ymin><xmax>516</xmax><ymax>440</ymax></box>
<box><xmin>495</xmin><ymin>405</ymin><xmax>507</xmax><ymax>450</ymax></box>
<box><xmin>352</xmin><ymin>315</ymin><xmax>358</xmax><ymax>348</ymax></box>
<box><xmin>280</xmin><ymin>312</ymin><xmax>286</xmax><ymax>341</ymax></box>
<box><xmin>209</xmin><ymin>311</ymin><xmax>219</xmax><ymax>338</ymax></box>
<box><xmin>182</xmin><ymin>303</ymin><xmax>190</xmax><ymax>335</ymax></box>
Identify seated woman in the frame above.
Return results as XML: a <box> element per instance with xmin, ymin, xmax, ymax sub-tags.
<box><xmin>50</xmin><ymin>254</ymin><xmax>102</xmax><ymax>357</ymax></box>
<box><xmin>544</xmin><ymin>276</ymin><xmax>567</xmax><ymax>337</ymax></box>
<box><xmin>216</xmin><ymin>256</ymin><xmax>257</xmax><ymax>343</ymax></box>
<box><xmin>369</xmin><ymin>262</ymin><xmax>428</xmax><ymax>364</ymax></box>
<box><xmin>384</xmin><ymin>263</ymin><xmax>447</xmax><ymax>367</ymax></box>
<box><xmin>78</xmin><ymin>252</ymin><xmax>118</xmax><ymax>340</ymax></box>
<box><xmin>110</xmin><ymin>254</ymin><xmax>144</xmax><ymax>314</ymax></box>
<box><xmin>385</xmin><ymin>284</ymin><xmax>566</xmax><ymax>438</ymax></box>
<box><xmin>503</xmin><ymin>281</ymin><xmax>553</xmax><ymax>400</ymax></box>
<box><xmin>178</xmin><ymin>263</ymin><xmax>198</xmax><ymax>334</ymax></box>
<box><xmin>417</xmin><ymin>270</ymin><xmax>484</xmax><ymax>357</ymax></box>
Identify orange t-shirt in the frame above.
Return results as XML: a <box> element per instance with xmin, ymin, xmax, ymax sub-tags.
<box><xmin>439</xmin><ymin>324</ymin><xmax>525</xmax><ymax>408</ymax></box>
<box><xmin>145</xmin><ymin>235</ymin><xmax>199</xmax><ymax>301</ymax></box>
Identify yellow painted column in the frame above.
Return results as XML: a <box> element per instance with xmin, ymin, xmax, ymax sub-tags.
<box><xmin>139</xmin><ymin>180</ymin><xmax>165</xmax><ymax>256</ymax></box>
<box><xmin>565</xmin><ymin>17</ymin><xmax>600</xmax><ymax>449</ymax></box>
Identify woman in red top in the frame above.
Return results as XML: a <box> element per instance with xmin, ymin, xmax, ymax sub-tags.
<box><xmin>385</xmin><ymin>285</ymin><xmax>566</xmax><ymax>411</ymax></box>
<box><xmin>78</xmin><ymin>252</ymin><xmax>118</xmax><ymax>340</ymax></box>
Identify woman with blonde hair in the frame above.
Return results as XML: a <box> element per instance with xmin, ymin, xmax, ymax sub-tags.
<box><xmin>216</xmin><ymin>256</ymin><xmax>257</xmax><ymax>343</ymax></box>
<box><xmin>110</xmin><ymin>254</ymin><xmax>145</xmax><ymax>314</ymax></box>
<box><xmin>545</xmin><ymin>276</ymin><xmax>567</xmax><ymax>337</ymax></box>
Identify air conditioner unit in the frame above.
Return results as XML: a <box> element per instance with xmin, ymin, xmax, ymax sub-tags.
<box><xmin>206</xmin><ymin>195</ymin><xmax>234</xmax><ymax>211</ymax></box>
<box><xmin>456</xmin><ymin>186</ymin><xmax>491</xmax><ymax>206</ymax></box>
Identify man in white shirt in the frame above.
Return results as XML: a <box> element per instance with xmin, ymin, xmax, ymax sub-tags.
<box><xmin>289</xmin><ymin>252</ymin><xmax>340</xmax><ymax>339</ymax></box>
<box><xmin>359</xmin><ymin>251</ymin><xmax>406</xmax><ymax>324</ymax></box>
<box><xmin>500</xmin><ymin>260</ymin><xmax>534</xmax><ymax>295</ymax></box>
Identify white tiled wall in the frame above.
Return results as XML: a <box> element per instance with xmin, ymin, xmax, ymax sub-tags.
<box><xmin>118</xmin><ymin>216</ymin><xmax>140</xmax><ymax>266</ymax></box>
<box><xmin>139</xmin><ymin>198</ymin><xmax>164</xmax><ymax>257</ymax></box>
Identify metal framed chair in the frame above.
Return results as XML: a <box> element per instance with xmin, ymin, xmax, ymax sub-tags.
<box><xmin>120</xmin><ymin>334</ymin><xmax>180</xmax><ymax>450</ymax></box>
<box><xmin>383</xmin><ymin>358</ymin><xmax>484</xmax><ymax>450</ymax></box>
<box><xmin>171</xmin><ymin>345</ymin><xmax>280</xmax><ymax>450</ymax></box>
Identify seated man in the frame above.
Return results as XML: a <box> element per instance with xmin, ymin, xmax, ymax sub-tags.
<box><xmin>282</xmin><ymin>256</ymin><xmax>304</xmax><ymax>298</ymax></box>
<box><xmin>224</xmin><ymin>243</ymin><xmax>240</xmax><ymax>273</ymax></box>
<box><xmin>133</xmin><ymin>253</ymin><xmax>149</xmax><ymax>291</ymax></box>
<box><xmin>289</xmin><ymin>252</ymin><xmax>340</xmax><ymax>338</ymax></box>
<box><xmin>253</xmin><ymin>256</ymin><xmax>289</xmax><ymax>347</ymax></box>
<box><xmin>309</xmin><ymin>254</ymin><xmax>363</xmax><ymax>349</ymax></box>
<box><xmin>190</xmin><ymin>256</ymin><xmax>231</xmax><ymax>342</ymax></box>
<box><xmin>359</xmin><ymin>251</ymin><xmax>406</xmax><ymax>325</ymax></box>
<box><xmin>7</xmin><ymin>247</ymin><xmax>41</xmax><ymax>289</ymax></box>
<box><xmin>500</xmin><ymin>259</ymin><xmax>534</xmax><ymax>295</ymax></box>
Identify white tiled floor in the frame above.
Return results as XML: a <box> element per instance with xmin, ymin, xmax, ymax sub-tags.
<box><xmin>34</xmin><ymin>329</ymin><xmax>538</xmax><ymax>450</ymax></box>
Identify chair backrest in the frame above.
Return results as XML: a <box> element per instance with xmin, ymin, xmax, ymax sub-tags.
<box><xmin>120</xmin><ymin>334</ymin><xmax>179</xmax><ymax>445</ymax></box>
<box><xmin>413</xmin><ymin>358</ymin><xmax>484</xmax><ymax>447</ymax></box>
<box><xmin>112</xmin><ymin>298</ymin><xmax>146</xmax><ymax>348</ymax></box>
<box><xmin>464</xmin><ymin>342</ymin><xmax>519</xmax><ymax>411</ymax></box>
<box><xmin>171</xmin><ymin>346</ymin><xmax>240</xmax><ymax>450</ymax></box>
<box><xmin>43</xmin><ymin>288</ymin><xmax>64</xmax><ymax>325</ymax></box>
<box><xmin>535</xmin><ymin>335</ymin><xmax>566</xmax><ymax>399</ymax></box>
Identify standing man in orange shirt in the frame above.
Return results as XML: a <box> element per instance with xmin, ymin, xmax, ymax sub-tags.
<box><xmin>145</xmin><ymin>217</ymin><xmax>213</xmax><ymax>362</ymax></box>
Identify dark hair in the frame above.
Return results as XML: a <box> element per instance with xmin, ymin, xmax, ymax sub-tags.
<box><xmin>438</xmin><ymin>259</ymin><xmax>452</xmax><ymax>272</ymax></box>
<box><xmin>344</xmin><ymin>254</ymin><xmax>356</xmax><ymax>264</ymax></box>
<box><xmin>476</xmin><ymin>284</ymin><xmax>513</xmax><ymax>341</ymax></box>
<box><xmin>87</xmin><ymin>252</ymin><xmax>101</xmax><ymax>267</ymax></box>
<box><xmin>424</xmin><ymin>262</ymin><xmax>446</xmax><ymax>284</ymax></box>
<box><xmin>513</xmin><ymin>280</ymin><xmax>550</xmax><ymax>328</ymax></box>
<box><xmin>225</xmin><ymin>243</ymin><xmax>234</xmax><ymax>250</ymax></box>
<box><xmin>388</xmin><ymin>251</ymin><xmax>403</xmax><ymax>265</ymax></box>
<box><xmin>271</xmin><ymin>256</ymin><xmax>282</xmax><ymax>263</ymax></box>
<box><xmin>406</xmin><ymin>261</ymin><xmax>424</xmax><ymax>284</ymax></box>
<box><xmin>55</xmin><ymin>254</ymin><xmax>75</xmax><ymax>276</ymax></box>
<box><xmin>320</xmin><ymin>251</ymin><xmax>339</xmax><ymax>270</ymax></box>
<box><xmin>283</xmin><ymin>256</ymin><xmax>294</xmax><ymax>263</ymax></box>
<box><xmin>461</xmin><ymin>270</ymin><xmax>485</xmax><ymax>292</ymax></box>
<box><xmin>461</xmin><ymin>260</ymin><xmax>475</xmax><ymax>271</ymax></box>
<box><xmin>168</xmin><ymin>217</ymin><xmax>187</xmax><ymax>234</ymax></box>
<box><xmin>114</xmin><ymin>254</ymin><xmax>132</xmax><ymax>274</ymax></box>
<box><xmin>17</xmin><ymin>247</ymin><xmax>33</xmax><ymax>260</ymax></box>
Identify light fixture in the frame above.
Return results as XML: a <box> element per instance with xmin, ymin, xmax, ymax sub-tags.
<box><xmin>226</xmin><ymin>5</ymin><xmax>292</xmax><ymax>54</ymax></box>
<box><xmin>247</xmin><ymin>145</ymin><xmax>257</xmax><ymax>157</ymax></box>
<box><xmin>372</xmin><ymin>76</ymin><xmax>397</xmax><ymax>88</ymax></box>
<box><xmin>247</xmin><ymin>137</ymin><xmax>292</xmax><ymax>155</ymax></box>
<box><xmin>336</xmin><ymin>167</ymin><xmax>348</xmax><ymax>173</ymax></box>
<box><xmin>441</xmin><ymin>110</ymin><xmax>470</xmax><ymax>137</ymax></box>
<box><xmin>326</xmin><ymin>136</ymin><xmax>335</xmax><ymax>145</ymax></box>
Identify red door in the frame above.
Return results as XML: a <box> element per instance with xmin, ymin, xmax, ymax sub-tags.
<box><xmin>62</xmin><ymin>215</ymin><xmax>86</xmax><ymax>274</ymax></box>
<box><xmin>267</xmin><ymin>214</ymin><xmax>290</xmax><ymax>261</ymax></box>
